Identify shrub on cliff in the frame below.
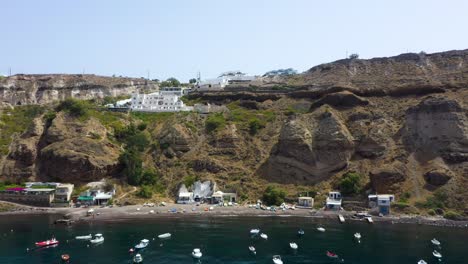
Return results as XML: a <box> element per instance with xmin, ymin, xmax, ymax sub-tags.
<box><xmin>248</xmin><ymin>117</ymin><xmax>265</xmax><ymax>135</ymax></box>
<box><xmin>137</xmin><ymin>185</ymin><xmax>153</xmax><ymax>198</ymax></box>
<box><xmin>339</xmin><ymin>172</ymin><xmax>363</xmax><ymax>195</ymax></box>
<box><xmin>444</xmin><ymin>210</ymin><xmax>463</xmax><ymax>221</ymax></box>
<box><xmin>56</xmin><ymin>98</ymin><xmax>89</xmax><ymax>117</ymax></box>
<box><xmin>262</xmin><ymin>185</ymin><xmax>286</xmax><ymax>206</ymax></box>
<box><xmin>119</xmin><ymin>149</ymin><xmax>143</xmax><ymax>186</ymax></box>
<box><xmin>205</xmin><ymin>113</ymin><xmax>226</xmax><ymax>133</ymax></box>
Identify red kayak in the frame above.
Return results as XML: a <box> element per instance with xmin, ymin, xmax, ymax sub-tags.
<box><xmin>35</xmin><ymin>238</ymin><xmax>59</xmax><ymax>247</ymax></box>
<box><xmin>326</xmin><ymin>251</ymin><xmax>338</xmax><ymax>258</ymax></box>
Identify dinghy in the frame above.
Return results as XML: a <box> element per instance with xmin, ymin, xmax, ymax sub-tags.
<box><xmin>431</xmin><ymin>238</ymin><xmax>441</xmax><ymax>246</ymax></box>
<box><xmin>297</xmin><ymin>229</ymin><xmax>305</xmax><ymax>236</ymax></box>
<box><xmin>354</xmin><ymin>233</ymin><xmax>361</xmax><ymax>239</ymax></box>
<box><xmin>192</xmin><ymin>248</ymin><xmax>202</xmax><ymax>259</ymax></box>
<box><xmin>90</xmin><ymin>234</ymin><xmax>104</xmax><ymax>244</ymax></box>
<box><xmin>272</xmin><ymin>255</ymin><xmax>283</xmax><ymax>264</ymax></box>
<box><xmin>250</xmin><ymin>229</ymin><xmax>260</xmax><ymax>235</ymax></box>
<box><xmin>158</xmin><ymin>233</ymin><xmax>171</xmax><ymax>239</ymax></box>
<box><xmin>317</xmin><ymin>227</ymin><xmax>326</xmax><ymax>232</ymax></box>
<box><xmin>75</xmin><ymin>234</ymin><xmax>92</xmax><ymax>240</ymax></box>
<box><xmin>35</xmin><ymin>238</ymin><xmax>59</xmax><ymax>247</ymax></box>
<box><xmin>432</xmin><ymin>250</ymin><xmax>442</xmax><ymax>258</ymax></box>
<box><xmin>326</xmin><ymin>251</ymin><xmax>339</xmax><ymax>259</ymax></box>
<box><xmin>133</xmin><ymin>253</ymin><xmax>143</xmax><ymax>263</ymax></box>
<box><xmin>135</xmin><ymin>239</ymin><xmax>149</xmax><ymax>249</ymax></box>
<box><xmin>290</xmin><ymin>242</ymin><xmax>298</xmax><ymax>249</ymax></box>
<box><xmin>418</xmin><ymin>260</ymin><xmax>427</xmax><ymax>264</ymax></box>
<box><xmin>248</xmin><ymin>246</ymin><xmax>256</xmax><ymax>254</ymax></box>
<box><xmin>260</xmin><ymin>233</ymin><xmax>268</xmax><ymax>240</ymax></box>
<box><xmin>366</xmin><ymin>217</ymin><xmax>374</xmax><ymax>223</ymax></box>
<box><xmin>339</xmin><ymin>214</ymin><xmax>345</xmax><ymax>223</ymax></box>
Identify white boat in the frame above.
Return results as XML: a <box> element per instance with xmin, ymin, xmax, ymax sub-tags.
<box><xmin>86</xmin><ymin>209</ymin><xmax>94</xmax><ymax>216</ymax></box>
<box><xmin>135</xmin><ymin>239</ymin><xmax>149</xmax><ymax>249</ymax></box>
<box><xmin>90</xmin><ymin>234</ymin><xmax>104</xmax><ymax>244</ymax></box>
<box><xmin>192</xmin><ymin>248</ymin><xmax>202</xmax><ymax>259</ymax></box>
<box><xmin>260</xmin><ymin>233</ymin><xmax>268</xmax><ymax>240</ymax></box>
<box><xmin>249</xmin><ymin>246</ymin><xmax>256</xmax><ymax>254</ymax></box>
<box><xmin>290</xmin><ymin>242</ymin><xmax>298</xmax><ymax>249</ymax></box>
<box><xmin>431</xmin><ymin>238</ymin><xmax>441</xmax><ymax>246</ymax></box>
<box><xmin>317</xmin><ymin>227</ymin><xmax>326</xmax><ymax>232</ymax></box>
<box><xmin>272</xmin><ymin>255</ymin><xmax>283</xmax><ymax>264</ymax></box>
<box><xmin>354</xmin><ymin>233</ymin><xmax>361</xmax><ymax>239</ymax></box>
<box><xmin>339</xmin><ymin>214</ymin><xmax>345</xmax><ymax>223</ymax></box>
<box><xmin>297</xmin><ymin>229</ymin><xmax>305</xmax><ymax>236</ymax></box>
<box><xmin>133</xmin><ymin>253</ymin><xmax>143</xmax><ymax>263</ymax></box>
<box><xmin>158</xmin><ymin>233</ymin><xmax>171</xmax><ymax>239</ymax></box>
<box><xmin>418</xmin><ymin>260</ymin><xmax>427</xmax><ymax>264</ymax></box>
<box><xmin>75</xmin><ymin>234</ymin><xmax>92</xmax><ymax>240</ymax></box>
<box><xmin>250</xmin><ymin>229</ymin><xmax>260</xmax><ymax>235</ymax></box>
<box><xmin>432</xmin><ymin>250</ymin><xmax>442</xmax><ymax>258</ymax></box>
<box><xmin>366</xmin><ymin>217</ymin><xmax>374</xmax><ymax>223</ymax></box>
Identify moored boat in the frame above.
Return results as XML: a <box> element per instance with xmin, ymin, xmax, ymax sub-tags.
<box><xmin>135</xmin><ymin>239</ymin><xmax>149</xmax><ymax>249</ymax></box>
<box><xmin>354</xmin><ymin>232</ymin><xmax>361</xmax><ymax>239</ymax></box>
<box><xmin>431</xmin><ymin>238</ymin><xmax>441</xmax><ymax>246</ymax></box>
<box><xmin>192</xmin><ymin>248</ymin><xmax>202</xmax><ymax>259</ymax></box>
<box><xmin>326</xmin><ymin>251</ymin><xmax>339</xmax><ymax>258</ymax></box>
<box><xmin>133</xmin><ymin>253</ymin><xmax>143</xmax><ymax>263</ymax></box>
<box><xmin>290</xmin><ymin>242</ymin><xmax>298</xmax><ymax>249</ymax></box>
<box><xmin>339</xmin><ymin>214</ymin><xmax>345</xmax><ymax>223</ymax></box>
<box><xmin>75</xmin><ymin>234</ymin><xmax>92</xmax><ymax>240</ymax></box>
<box><xmin>158</xmin><ymin>233</ymin><xmax>171</xmax><ymax>239</ymax></box>
<box><xmin>297</xmin><ymin>229</ymin><xmax>305</xmax><ymax>236</ymax></box>
<box><xmin>432</xmin><ymin>250</ymin><xmax>442</xmax><ymax>258</ymax></box>
<box><xmin>418</xmin><ymin>260</ymin><xmax>427</xmax><ymax>264</ymax></box>
<box><xmin>317</xmin><ymin>227</ymin><xmax>326</xmax><ymax>232</ymax></box>
<box><xmin>90</xmin><ymin>234</ymin><xmax>104</xmax><ymax>244</ymax></box>
<box><xmin>35</xmin><ymin>238</ymin><xmax>59</xmax><ymax>247</ymax></box>
<box><xmin>272</xmin><ymin>255</ymin><xmax>283</xmax><ymax>264</ymax></box>
<box><xmin>366</xmin><ymin>217</ymin><xmax>374</xmax><ymax>223</ymax></box>
<box><xmin>248</xmin><ymin>246</ymin><xmax>256</xmax><ymax>254</ymax></box>
<box><xmin>260</xmin><ymin>233</ymin><xmax>268</xmax><ymax>240</ymax></box>
<box><xmin>61</xmin><ymin>254</ymin><xmax>70</xmax><ymax>262</ymax></box>
<box><xmin>250</xmin><ymin>229</ymin><xmax>260</xmax><ymax>235</ymax></box>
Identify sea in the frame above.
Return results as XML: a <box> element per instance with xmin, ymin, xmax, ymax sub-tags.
<box><xmin>0</xmin><ymin>214</ymin><xmax>466</xmax><ymax>264</ymax></box>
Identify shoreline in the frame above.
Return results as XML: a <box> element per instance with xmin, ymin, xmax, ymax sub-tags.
<box><xmin>1</xmin><ymin>202</ymin><xmax>467</xmax><ymax>228</ymax></box>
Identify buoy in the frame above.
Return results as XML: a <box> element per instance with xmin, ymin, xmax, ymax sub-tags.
<box><xmin>61</xmin><ymin>254</ymin><xmax>70</xmax><ymax>262</ymax></box>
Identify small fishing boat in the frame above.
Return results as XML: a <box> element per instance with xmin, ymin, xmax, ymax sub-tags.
<box><xmin>90</xmin><ymin>234</ymin><xmax>104</xmax><ymax>244</ymax></box>
<box><xmin>158</xmin><ymin>233</ymin><xmax>171</xmax><ymax>239</ymax></box>
<box><xmin>35</xmin><ymin>238</ymin><xmax>59</xmax><ymax>247</ymax></box>
<box><xmin>432</xmin><ymin>250</ymin><xmax>442</xmax><ymax>258</ymax></box>
<box><xmin>75</xmin><ymin>234</ymin><xmax>92</xmax><ymax>240</ymax></box>
<box><xmin>354</xmin><ymin>233</ymin><xmax>361</xmax><ymax>239</ymax></box>
<box><xmin>317</xmin><ymin>227</ymin><xmax>326</xmax><ymax>232</ymax></box>
<box><xmin>86</xmin><ymin>209</ymin><xmax>94</xmax><ymax>216</ymax></box>
<box><xmin>366</xmin><ymin>217</ymin><xmax>374</xmax><ymax>223</ymax></box>
<box><xmin>135</xmin><ymin>239</ymin><xmax>149</xmax><ymax>249</ymax></box>
<box><xmin>250</xmin><ymin>229</ymin><xmax>260</xmax><ymax>235</ymax></box>
<box><xmin>272</xmin><ymin>255</ymin><xmax>283</xmax><ymax>264</ymax></box>
<box><xmin>418</xmin><ymin>260</ymin><xmax>427</xmax><ymax>264</ymax></box>
<box><xmin>133</xmin><ymin>253</ymin><xmax>143</xmax><ymax>263</ymax></box>
<box><xmin>192</xmin><ymin>248</ymin><xmax>202</xmax><ymax>259</ymax></box>
<box><xmin>326</xmin><ymin>251</ymin><xmax>339</xmax><ymax>258</ymax></box>
<box><xmin>297</xmin><ymin>229</ymin><xmax>305</xmax><ymax>236</ymax></box>
<box><xmin>249</xmin><ymin>246</ymin><xmax>256</xmax><ymax>254</ymax></box>
<box><xmin>260</xmin><ymin>233</ymin><xmax>268</xmax><ymax>240</ymax></box>
<box><xmin>290</xmin><ymin>242</ymin><xmax>298</xmax><ymax>249</ymax></box>
<box><xmin>338</xmin><ymin>214</ymin><xmax>345</xmax><ymax>223</ymax></box>
<box><xmin>61</xmin><ymin>254</ymin><xmax>70</xmax><ymax>262</ymax></box>
<box><xmin>431</xmin><ymin>238</ymin><xmax>441</xmax><ymax>246</ymax></box>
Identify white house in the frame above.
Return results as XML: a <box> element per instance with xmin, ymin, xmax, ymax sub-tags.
<box><xmin>130</xmin><ymin>87</ymin><xmax>193</xmax><ymax>112</ymax></box>
<box><xmin>196</xmin><ymin>71</ymin><xmax>256</xmax><ymax>91</ymax></box>
<box><xmin>326</xmin><ymin>191</ymin><xmax>342</xmax><ymax>211</ymax></box>
<box><xmin>368</xmin><ymin>194</ymin><xmax>395</xmax><ymax>215</ymax></box>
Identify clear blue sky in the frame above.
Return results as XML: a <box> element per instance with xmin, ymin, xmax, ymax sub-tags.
<box><xmin>2</xmin><ymin>0</ymin><xmax>468</xmax><ymax>81</ymax></box>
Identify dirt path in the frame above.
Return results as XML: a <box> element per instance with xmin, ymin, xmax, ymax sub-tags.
<box><xmin>407</xmin><ymin>153</ymin><xmax>422</xmax><ymax>199</ymax></box>
<box><xmin>114</xmin><ymin>186</ymin><xmax>137</xmax><ymax>202</ymax></box>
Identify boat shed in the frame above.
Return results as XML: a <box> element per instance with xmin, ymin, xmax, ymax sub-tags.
<box><xmin>326</xmin><ymin>191</ymin><xmax>342</xmax><ymax>211</ymax></box>
<box><xmin>297</xmin><ymin>196</ymin><xmax>314</xmax><ymax>208</ymax></box>
<box><xmin>368</xmin><ymin>194</ymin><xmax>395</xmax><ymax>215</ymax></box>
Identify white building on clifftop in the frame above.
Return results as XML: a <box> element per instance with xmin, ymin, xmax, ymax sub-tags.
<box><xmin>130</xmin><ymin>87</ymin><xmax>193</xmax><ymax>112</ymax></box>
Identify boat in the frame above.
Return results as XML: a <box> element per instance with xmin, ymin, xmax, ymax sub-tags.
<box><xmin>133</xmin><ymin>253</ymin><xmax>143</xmax><ymax>263</ymax></box>
<box><xmin>339</xmin><ymin>214</ymin><xmax>345</xmax><ymax>223</ymax></box>
<box><xmin>90</xmin><ymin>234</ymin><xmax>104</xmax><ymax>244</ymax></box>
<box><xmin>35</xmin><ymin>238</ymin><xmax>59</xmax><ymax>247</ymax></box>
<box><xmin>61</xmin><ymin>254</ymin><xmax>70</xmax><ymax>262</ymax></box>
<box><xmin>86</xmin><ymin>209</ymin><xmax>94</xmax><ymax>216</ymax></box>
<box><xmin>192</xmin><ymin>248</ymin><xmax>202</xmax><ymax>259</ymax></box>
<box><xmin>354</xmin><ymin>233</ymin><xmax>361</xmax><ymax>239</ymax></box>
<box><xmin>431</xmin><ymin>238</ymin><xmax>441</xmax><ymax>246</ymax></box>
<box><xmin>272</xmin><ymin>255</ymin><xmax>283</xmax><ymax>264</ymax></box>
<box><xmin>290</xmin><ymin>242</ymin><xmax>298</xmax><ymax>249</ymax></box>
<box><xmin>366</xmin><ymin>217</ymin><xmax>374</xmax><ymax>223</ymax></box>
<box><xmin>326</xmin><ymin>251</ymin><xmax>339</xmax><ymax>258</ymax></box>
<box><xmin>248</xmin><ymin>246</ymin><xmax>256</xmax><ymax>254</ymax></box>
<box><xmin>317</xmin><ymin>227</ymin><xmax>326</xmax><ymax>232</ymax></box>
<box><xmin>158</xmin><ymin>233</ymin><xmax>171</xmax><ymax>239</ymax></box>
<box><xmin>135</xmin><ymin>239</ymin><xmax>149</xmax><ymax>249</ymax></box>
<box><xmin>75</xmin><ymin>234</ymin><xmax>92</xmax><ymax>240</ymax></box>
<box><xmin>297</xmin><ymin>229</ymin><xmax>305</xmax><ymax>236</ymax></box>
<box><xmin>432</xmin><ymin>250</ymin><xmax>442</xmax><ymax>258</ymax></box>
<box><xmin>418</xmin><ymin>260</ymin><xmax>427</xmax><ymax>264</ymax></box>
<box><xmin>260</xmin><ymin>233</ymin><xmax>268</xmax><ymax>240</ymax></box>
<box><xmin>250</xmin><ymin>229</ymin><xmax>260</xmax><ymax>235</ymax></box>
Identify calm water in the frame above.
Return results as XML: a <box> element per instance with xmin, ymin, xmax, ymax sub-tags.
<box><xmin>0</xmin><ymin>214</ymin><xmax>466</xmax><ymax>264</ymax></box>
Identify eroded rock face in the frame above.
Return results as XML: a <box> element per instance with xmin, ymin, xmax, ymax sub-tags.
<box><xmin>39</xmin><ymin>138</ymin><xmax>120</xmax><ymax>182</ymax></box>
<box><xmin>209</xmin><ymin>124</ymin><xmax>245</xmax><ymax>157</ymax></box>
<box><xmin>158</xmin><ymin>124</ymin><xmax>194</xmax><ymax>157</ymax></box>
<box><xmin>403</xmin><ymin>97</ymin><xmax>468</xmax><ymax>163</ymax></box>
<box><xmin>260</xmin><ymin>107</ymin><xmax>354</xmax><ymax>183</ymax></box>
<box><xmin>45</xmin><ymin>112</ymin><xmax>107</xmax><ymax>144</ymax></box>
<box><xmin>191</xmin><ymin>159</ymin><xmax>225</xmax><ymax>173</ymax></box>
<box><xmin>369</xmin><ymin>162</ymin><xmax>407</xmax><ymax>193</ymax></box>
<box><xmin>310</xmin><ymin>91</ymin><xmax>369</xmax><ymax>110</ymax></box>
<box><xmin>424</xmin><ymin>169</ymin><xmax>453</xmax><ymax>186</ymax></box>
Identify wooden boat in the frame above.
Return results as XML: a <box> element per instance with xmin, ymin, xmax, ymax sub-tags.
<box><xmin>35</xmin><ymin>238</ymin><xmax>59</xmax><ymax>247</ymax></box>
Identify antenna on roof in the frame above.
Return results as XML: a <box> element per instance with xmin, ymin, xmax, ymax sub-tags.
<box><xmin>197</xmin><ymin>71</ymin><xmax>201</xmax><ymax>82</ymax></box>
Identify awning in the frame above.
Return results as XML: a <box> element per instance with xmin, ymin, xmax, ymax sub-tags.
<box><xmin>78</xmin><ymin>196</ymin><xmax>94</xmax><ymax>201</ymax></box>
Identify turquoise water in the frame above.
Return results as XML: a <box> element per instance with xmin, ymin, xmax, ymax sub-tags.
<box><xmin>0</xmin><ymin>214</ymin><xmax>466</xmax><ymax>264</ymax></box>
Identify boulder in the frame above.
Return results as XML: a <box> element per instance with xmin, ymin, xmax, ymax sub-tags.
<box><xmin>424</xmin><ymin>169</ymin><xmax>453</xmax><ymax>186</ymax></box>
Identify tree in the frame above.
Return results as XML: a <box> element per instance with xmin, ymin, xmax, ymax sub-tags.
<box><xmin>189</xmin><ymin>78</ymin><xmax>197</xmax><ymax>84</ymax></box>
<box><xmin>262</xmin><ymin>185</ymin><xmax>286</xmax><ymax>206</ymax></box>
<box><xmin>137</xmin><ymin>185</ymin><xmax>153</xmax><ymax>198</ymax></box>
<box><xmin>248</xmin><ymin>118</ymin><xmax>265</xmax><ymax>135</ymax></box>
<box><xmin>339</xmin><ymin>172</ymin><xmax>363</xmax><ymax>195</ymax></box>
<box><xmin>205</xmin><ymin>113</ymin><xmax>226</xmax><ymax>133</ymax></box>
<box><xmin>160</xmin><ymin>77</ymin><xmax>180</xmax><ymax>87</ymax></box>
<box><xmin>56</xmin><ymin>98</ymin><xmax>89</xmax><ymax>117</ymax></box>
<box><xmin>349</xmin><ymin>53</ymin><xmax>359</xmax><ymax>60</ymax></box>
<box><xmin>140</xmin><ymin>169</ymin><xmax>159</xmax><ymax>186</ymax></box>
<box><xmin>119</xmin><ymin>149</ymin><xmax>143</xmax><ymax>186</ymax></box>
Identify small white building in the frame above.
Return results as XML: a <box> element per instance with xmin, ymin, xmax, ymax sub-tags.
<box><xmin>297</xmin><ymin>196</ymin><xmax>314</xmax><ymax>208</ymax></box>
<box><xmin>130</xmin><ymin>87</ymin><xmax>193</xmax><ymax>112</ymax></box>
<box><xmin>55</xmin><ymin>184</ymin><xmax>75</xmax><ymax>202</ymax></box>
<box><xmin>368</xmin><ymin>194</ymin><xmax>395</xmax><ymax>215</ymax></box>
<box><xmin>177</xmin><ymin>192</ymin><xmax>194</xmax><ymax>204</ymax></box>
<box><xmin>196</xmin><ymin>71</ymin><xmax>257</xmax><ymax>91</ymax></box>
<box><xmin>326</xmin><ymin>191</ymin><xmax>342</xmax><ymax>211</ymax></box>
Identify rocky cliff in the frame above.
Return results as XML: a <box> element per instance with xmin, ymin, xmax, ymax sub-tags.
<box><xmin>0</xmin><ymin>74</ymin><xmax>157</xmax><ymax>105</ymax></box>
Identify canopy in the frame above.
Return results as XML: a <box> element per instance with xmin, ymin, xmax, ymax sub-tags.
<box><xmin>78</xmin><ymin>196</ymin><xmax>94</xmax><ymax>201</ymax></box>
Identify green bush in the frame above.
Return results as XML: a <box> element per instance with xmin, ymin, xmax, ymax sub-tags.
<box><xmin>444</xmin><ymin>210</ymin><xmax>462</xmax><ymax>221</ymax></box>
<box><xmin>140</xmin><ymin>169</ymin><xmax>159</xmax><ymax>186</ymax></box>
<box><xmin>183</xmin><ymin>175</ymin><xmax>198</xmax><ymax>188</ymax></box>
<box><xmin>137</xmin><ymin>185</ymin><xmax>153</xmax><ymax>198</ymax></box>
<box><xmin>417</xmin><ymin>190</ymin><xmax>448</xmax><ymax>209</ymax></box>
<box><xmin>393</xmin><ymin>202</ymin><xmax>410</xmax><ymax>210</ymax></box>
<box><xmin>137</xmin><ymin>123</ymin><xmax>147</xmax><ymax>131</ymax></box>
<box><xmin>339</xmin><ymin>172</ymin><xmax>363</xmax><ymax>195</ymax></box>
<box><xmin>119</xmin><ymin>149</ymin><xmax>143</xmax><ymax>186</ymax></box>
<box><xmin>248</xmin><ymin>117</ymin><xmax>265</xmax><ymax>135</ymax></box>
<box><xmin>56</xmin><ymin>98</ymin><xmax>90</xmax><ymax>117</ymax></box>
<box><xmin>205</xmin><ymin>113</ymin><xmax>226</xmax><ymax>133</ymax></box>
<box><xmin>427</xmin><ymin>209</ymin><xmax>436</xmax><ymax>216</ymax></box>
<box><xmin>262</xmin><ymin>185</ymin><xmax>286</xmax><ymax>206</ymax></box>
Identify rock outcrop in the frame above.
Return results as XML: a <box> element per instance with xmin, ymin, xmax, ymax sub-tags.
<box><xmin>369</xmin><ymin>162</ymin><xmax>407</xmax><ymax>193</ymax></box>
<box><xmin>157</xmin><ymin>124</ymin><xmax>195</xmax><ymax>157</ymax></box>
<box><xmin>0</xmin><ymin>74</ymin><xmax>157</xmax><ymax>105</ymax></box>
<box><xmin>309</xmin><ymin>91</ymin><xmax>369</xmax><ymax>110</ymax></box>
<box><xmin>424</xmin><ymin>169</ymin><xmax>453</xmax><ymax>186</ymax></box>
